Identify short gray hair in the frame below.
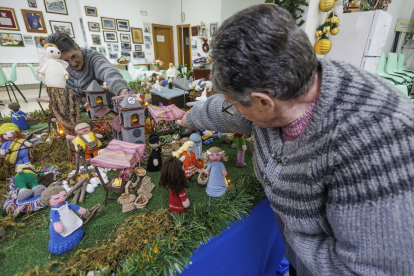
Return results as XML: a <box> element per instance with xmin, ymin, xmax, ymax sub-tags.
<box><xmin>46</xmin><ymin>33</ymin><xmax>78</xmax><ymax>53</ymax></box>
<box><xmin>210</xmin><ymin>4</ymin><xmax>318</xmax><ymax>106</ymax></box>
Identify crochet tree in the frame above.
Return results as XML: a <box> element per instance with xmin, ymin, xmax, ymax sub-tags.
<box><xmin>265</xmin><ymin>0</ymin><xmax>309</xmax><ymax>27</ymax></box>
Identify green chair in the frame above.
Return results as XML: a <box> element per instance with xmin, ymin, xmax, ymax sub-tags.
<box><xmin>118</xmin><ymin>69</ymin><xmax>133</xmax><ymax>83</ymax></box>
<box><xmin>395</xmin><ymin>85</ymin><xmax>408</xmax><ymax>96</ymax></box>
<box><xmin>377</xmin><ymin>53</ymin><xmax>405</xmax><ymax>85</ymax></box>
<box><xmin>386</xmin><ymin>53</ymin><xmax>414</xmax><ymax>79</ymax></box>
<box><xmin>0</xmin><ymin>67</ymin><xmax>18</xmax><ymax>103</ymax></box>
<box><xmin>134</xmin><ymin>65</ymin><xmax>148</xmax><ymax>71</ymax></box>
<box><xmin>4</xmin><ymin>63</ymin><xmax>27</xmax><ymax>103</ymax></box>
<box><xmin>398</xmin><ymin>53</ymin><xmax>414</xmax><ymax>74</ymax></box>
<box><xmin>28</xmin><ymin>64</ymin><xmax>43</xmax><ymax>98</ymax></box>
<box><xmin>384</xmin><ymin>54</ymin><xmax>413</xmax><ymax>87</ymax></box>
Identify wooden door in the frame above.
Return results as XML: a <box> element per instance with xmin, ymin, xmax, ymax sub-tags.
<box><xmin>152</xmin><ymin>24</ymin><xmax>174</xmax><ymax>70</ymax></box>
<box><xmin>177</xmin><ymin>24</ymin><xmax>191</xmax><ymax>68</ymax></box>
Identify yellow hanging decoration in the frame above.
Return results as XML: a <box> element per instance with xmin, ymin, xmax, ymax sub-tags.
<box><xmin>315</xmin><ymin>30</ymin><xmax>323</xmax><ymax>37</ymax></box>
<box><xmin>323</xmin><ymin>25</ymin><xmax>331</xmax><ymax>33</ymax></box>
<box><xmin>330</xmin><ymin>27</ymin><xmax>339</xmax><ymax>36</ymax></box>
<box><xmin>314</xmin><ymin>38</ymin><xmax>332</xmax><ymax>55</ymax></box>
<box><xmin>319</xmin><ymin>0</ymin><xmax>335</xmax><ymax>12</ymax></box>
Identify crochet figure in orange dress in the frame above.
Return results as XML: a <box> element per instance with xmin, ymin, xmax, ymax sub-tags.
<box><xmin>173</xmin><ymin>141</ymin><xmax>204</xmax><ymax>181</ymax></box>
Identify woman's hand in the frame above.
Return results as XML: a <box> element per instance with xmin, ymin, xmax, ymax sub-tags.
<box><xmin>176</xmin><ymin>114</ymin><xmax>188</xmax><ymax>128</ymax></box>
<box><xmin>53</xmin><ymin>221</ymin><xmax>64</xmax><ymax>233</ymax></box>
<box><xmin>118</xmin><ymin>89</ymin><xmax>129</xmax><ymax>97</ymax></box>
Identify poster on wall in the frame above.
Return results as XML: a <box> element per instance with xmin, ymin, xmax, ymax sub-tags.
<box><xmin>143</xmin><ymin>22</ymin><xmax>151</xmax><ymax>33</ymax></box>
<box><xmin>21</xmin><ymin>9</ymin><xmax>47</xmax><ymax>33</ymax></box>
<box><xmin>191</xmin><ymin>39</ymin><xmax>197</xmax><ymax>49</ymax></box>
<box><xmin>44</xmin><ymin>0</ymin><xmax>68</xmax><ymax>15</ymax></box>
<box><xmin>23</xmin><ymin>35</ymin><xmax>34</xmax><ymax>45</ymax></box>
<box><xmin>0</xmin><ymin>33</ymin><xmax>25</xmax><ymax>47</ymax></box>
<box><xmin>0</xmin><ymin>7</ymin><xmax>20</xmax><ymax>31</ymax></box>
<box><xmin>50</xmin><ymin>20</ymin><xmax>75</xmax><ymax>38</ymax></box>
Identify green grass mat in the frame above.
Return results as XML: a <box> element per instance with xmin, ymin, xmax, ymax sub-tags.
<box><xmin>0</xmin><ymin>135</ymin><xmax>254</xmax><ymax>276</ymax></box>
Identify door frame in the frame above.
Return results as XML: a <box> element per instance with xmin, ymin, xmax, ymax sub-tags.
<box><xmin>176</xmin><ymin>24</ymin><xmax>192</xmax><ymax>68</ymax></box>
<box><xmin>151</xmin><ymin>24</ymin><xmax>175</xmax><ymax>65</ymax></box>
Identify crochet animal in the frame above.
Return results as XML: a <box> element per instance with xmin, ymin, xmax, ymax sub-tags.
<box><xmin>0</xmin><ymin>123</ymin><xmax>31</xmax><ymax>165</ymax></box>
<box><xmin>195</xmin><ymin>79</ymin><xmax>212</xmax><ymax>94</ymax></box>
<box><xmin>146</xmin><ymin>134</ymin><xmax>162</xmax><ymax>172</ymax></box>
<box><xmin>66</xmin><ymin>123</ymin><xmax>103</xmax><ymax>160</ymax></box>
<box><xmin>204</xmin><ymin>147</ymin><xmax>228</xmax><ymax>197</ymax></box>
<box><xmin>41</xmin><ymin>186</ymin><xmax>86</xmax><ymax>255</ymax></box>
<box><xmin>14</xmin><ymin>163</ymin><xmax>50</xmax><ymax>201</ymax></box>
<box><xmin>159</xmin><ymin>156</ymin><xmax>190</xmax><ymax>213</ymax></box>
<box><xmin>36</xmin><ymin>43</ymin><xmax>69</xmax><ymax>87</ymax></box>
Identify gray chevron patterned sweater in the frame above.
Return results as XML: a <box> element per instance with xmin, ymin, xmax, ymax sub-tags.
<box><xmin>186</xmin><ymin>58</ymin><xmax>414</xmax><ymax>275</ymax></box>
<box><xmin>66</xmin><ymin>48</ymin><xmax>128</xmax><ymax>102</ymax></box>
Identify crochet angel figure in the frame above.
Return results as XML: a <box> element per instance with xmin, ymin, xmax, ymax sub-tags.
<box><xmin>36</xmin><ymin>43</ymin><xmax>69</xmax><ymax>87</ymax></box>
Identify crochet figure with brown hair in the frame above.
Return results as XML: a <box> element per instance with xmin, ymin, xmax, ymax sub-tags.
<box><xmin>66</xmin><ymin>123</ymin><xmax>103</xmax><ymax>160</ymax></box>
<box><xmin>159</xmin><ymin>156</ymin><xmax>190</xmax><ymax>213</ymax></box>
<box><xmin>172</xmin><ymin>141</ymin><xmax>204</xmax><ymax>181</ymax></box>
<box><xmin>0</xmin><ymin>123</ymin><xmax>32</xmax><ymax>165</ymax></box>
<box><xmin>41</xmin><ymin>186</ymin><xmax>86</xmax><ymax>255</ymax></box>
<box><xmin>204</xmin><ymin>147</ymin><xmax>228</xmax><ymax>197</ymax></box>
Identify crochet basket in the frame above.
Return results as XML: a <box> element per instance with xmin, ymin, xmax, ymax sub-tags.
<box><xmin>134</xmin><ymin>195</ymin><xmax>148</xmax><ymax>209</ymax></box>
<box><xmin>135</xmin><ymin>167</ymin><xmax>146</xmax><ymax>178</ymax></box>
<box><xmin>197</xmin><ymin>169</ymin><xmax>209</xmax><ymax>185</ymax></box>
<box><xmin>118</xmin><ymin>194</ymin><xmax>136</xmax><ymax>213</ymax></box>
<box><xmin>194</xmin><ymin>158</ymin><xmax>204</xmax><ymax>169</ymax></box>
<box><xmin>138</xmin><ymin>177</ymin><xmax>155</xmax><ymax>200</ymax></box>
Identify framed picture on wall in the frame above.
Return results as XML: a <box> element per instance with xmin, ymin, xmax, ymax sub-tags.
<box><xmin>145</xmin><ymin>43</ymin><xmax>150</xmax><ymax>50</ymax></box>
<box><xmin>121</xmin><ymin>43</ymin><xmax>131</xmax><ymax>51</ymax></box>
<box><xmin>107</xmin><ymin>43</ymin><xmax>112</xmax><ymax>52</ymax></box>
<box><xmin>98</xmin><ymin>46</ymin><xmax>106</xmax><ymax>56</ymax></box>
<box><xmin>34</xmin><ymin>36</ymin><xmax>46</xmax><ymax>49</ymax></box>
<box><xmin>109</xmin><ymin>53</ymin><xmax>118</xmax><ymax>59</ymax></box>
<box><xmin>112</xmin><ymin>44</ymin><xmax>119</xmax><ymax>51</ymax></box>
<box><xmin>21</xmin><ymin>9</ymin><xmax>47</xmax><ymax>33</ymax></box>
<box><xmin>134</xmin><ymin>45</ymin><xmax>142</xmax><ymax>51</ymax></box>
<box><xmin>191</xmin><ymin>26</ymin><xmax>198</xmax><ymax>37</ymax></box>
<box><xmin>0</xmin><ymin>7</ymin><xmax>20</xmax><ymax>31</ymax></box>
<box><xmin>210</xmin><ymin>22</ymin><xmax>218</xmax><ymax>37</ymax></box>
<box><xmin>28</xmin><ymin>0</ymin><xmax>37</xmax><ymax>8</ymax></box>
<box><xmin>88</xmin><ymin>22</ymin><xmax>100</xmax><ymax>32</ymax></box>
<box><xmin>49</xmin><ymin>20</ymin><xmax>75</xmax><ymax>38</ymax></box>
<box><xmin>116</xmin><ymin>19</ymin><xmax>130</xmax><ymax>32</ymax></box>
<box><xmin>90</xmin><ymin>46</ymin><xmax>97</xmax><ymax>50</ymax></box>
<box><xmin>131</xmin><ymin>27</ymin><xmax>143</xmax><ymax>44</ymax></box>
<box><xmin>101</xmin><ymin>17</ymin><xmax>116</xmax><ymax>30</ymax></box>
<box><xmin>143</xmin><ymin>22</ymin><xmax>151</xmax><ymax>33</ymax></box>
<box><xmin>103</xmin><ymin>31</ymin><xmax>118</xmax><ymax>43</ymax></box>
<box><xmin>0</xmin><ymin>33</ymin><xmax>25</xmax><ymax>47</ymax></box>
<box><xmin>23</xmin><ymin>35</ymin><xmax>34</xmax><ymax>44</ymax></box>
<box><xmin>91</xmin><ymin>34</ymin><xmax>101</xmax><ymax>45</ymax></box>
<box><xmin>133</xmin><ymin>51</ymin><xmax>145</xmax><ymax>59</ymax></box>
<box><xmin>85</xmin><ymin>6</ymin><xmax>97</xmax><ymax>17</ymax></box>
<box><xmin>120</xmin><ymin>33</ymin><xmax>130</xmax><ymax>43</ymax></box>
<box><xmin>44</xmin><ymin>0</ymin><xmax>68</xmax><ymax>15</ymax></box>
<box><xmin>144</xmin><ymin>36</ymin><xmax>151</xmax><ymax>43</ymax></box>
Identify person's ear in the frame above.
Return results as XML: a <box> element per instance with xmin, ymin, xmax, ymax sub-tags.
<box><xmin>251</xmin><ymin>92</ymin><xmax>275</xmax><ymax>111</ymax></box>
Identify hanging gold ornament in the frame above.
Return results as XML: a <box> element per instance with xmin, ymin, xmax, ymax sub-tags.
<box><xmin>319</xmin><ymin>0</ymin><xmax>335</xmax><ymax>12</ymax></box>
<box><xmin>315</xmin><ymin>30</ymin><xmax>323</xmax><ymax>37</ymax></box>
<box><xmin>314</xmin><ymin>38</ymin><xmax>332</xmax><ymax>55</ymax></box>
<box><xmin>330</xmin><ymin>16</ymin><xmax>339</xmax><ymax>24</ymax></box>
<box><xmin>323</xmin><ymin>25</ymin><xmax>331</xmax><ymax>33</ymax></box>
<box><xmin>330</xmin><ymin>27</ymin><xmax>339</xmax><ymax>35</ymax></box>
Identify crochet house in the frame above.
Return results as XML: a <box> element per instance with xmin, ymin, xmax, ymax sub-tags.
<box><xmin>110</xmin><ymin>92</ymin><xmax>145</xmax><ymax>144</ymax></box>
<box><xmin>84</xmin><ymin>80</ymin><xmax>118</xmax><ymax>119</ymax></box>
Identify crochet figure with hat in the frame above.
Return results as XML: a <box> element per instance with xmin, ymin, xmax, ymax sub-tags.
<box><xmin>66</xmin><ymin>123</ymin><xmax>103</xmax><ymax>160</ymax></box>
<box><xmin>14</xmin><ymin>163</ymin><xmax>51</xmax><ymax>201</ymax></box>
<box><xmin>41</xmin><ymin>186</ymin><xmax>86</xmax><ymax>255</ymax></box>
<box><xmin>233</xmin><ymin>133</ymin><xmax>247</xmax><ymax>168</ymax></box>
<box><xmin>0</xmin><ymin>123</ymin><xmax>32</xmax><ymax>165</ymax></box>
<box><xmin>8</xmin><ymin>103</ymin><xmax>36</xmax><ymax>130</ymax></box>
<box><xmin>173</xmin><ymin>141</ymin><xmax>204</xmax><ymax>181</ymax></box>
<box><xmin>146</xmin><ymin>134</ymin><xmax>162</xmax><ymax>172</ymax></box>
<box><xmin>204</xmin><ymin>147</ymin><xmax>229</xmax><ymax>197</ymax></box>
<box><xmin>159</xmin><ymin>156</ymin><xmax>190</xmax><ymax>213</ymax></box>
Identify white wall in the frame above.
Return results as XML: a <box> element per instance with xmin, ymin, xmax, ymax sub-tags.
<box><xmin>220</xmin><ymin>0</ymin><xmax>263</xmax><ymax>23</ymax></box>
<box><xmin>0</xmin><ymin>0</ymin><xmax>84</xmax><ymax>63</ymax></box>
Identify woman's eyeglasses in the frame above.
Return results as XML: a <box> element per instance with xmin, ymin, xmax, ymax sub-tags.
<box><xmin>62</xmin><ymin>49</ymin><xmax>80</xmax><ymax>63</ymax></box>
<box><xmin>221</xmin><ymin>100</ymin><xmax>237</xmax><ymax>115</ymax></box>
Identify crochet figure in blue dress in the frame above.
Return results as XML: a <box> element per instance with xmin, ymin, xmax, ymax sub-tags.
<box><xmin>204</xmin><ymin>147</ymin><xmax>229</xmax><ymax>197</ymax></box>
<box><xmin>8</xmin><ymin>103</ymin><xmax>31</xmax><ymax>130</ymax></box>
<box><xmin>41</xmin><ymin>186</ymin><xmax>86</xmax><ymax>255</ymax></box>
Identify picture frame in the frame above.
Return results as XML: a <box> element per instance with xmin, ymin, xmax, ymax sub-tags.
<box><xmin>21</xmin><ymin>9</ymin><xmax>47</xmax><ymax>33</ymax></box>
<box><xmin>103</xmin><ymin>30</ymin><xmax>118</xmax><ymax>43</ymax></box>
<box><xmin>131</xmin><ymin>27</ymin><xmax>143</xmax><ymax>44</ymax></box>
<box><xmin>107</xmin><ymin>43</ymin><xmax>112</xmax><ymax>52</ymax></box>
<box><xmin>0</xmin><ymin>33</ymin><xmax>25</xmax><ymax>47</ymax></box>
<box><xmin>27</xmin><ymin>0</ymin><xmax>37</xmax><ymax>8</ymax></box>
<box><xmin>121</xmin><ymin>43</ymin><xmax>131</xmax><ymax>51</ymax></box>
<box><xmin>90</xmin><ymin>46</ymin><xmax>97</xmax><ymax>50</ymax></box>
<box><xmin>145</xmin><ymin>43</ymin><xmax>150</xmax><ymax>50</ymax></box>
<box><xmin>0</xmin><ymin>7</ymin><xmax>20</xmax><ymax>31</ymax></box>
<box><xmin>133</xmin><ymin>51</ymin><xmax>145</xmax><ymax>59</ymax></box>
<box><xmin>191</xmin><ymin>26</ymin><xmax>198</xmax><ymax>37</ymax></box>
<box><xmin>98</xmin><ymin>46</ymin><xmax>106</xmax><ymax>56</ymax></box>
<box><xmin>101</xmin><ymin>17</ymin><xmax>116</xmax><ymax>30</ymax></box>
<box><xmin>34</xmin><ymin>36</ymin><xmax>47</xmax><ymax>49</ymax></box>
<box><xmin>143</xmin><ymin>22</ymin><xmax>151</xmax><ymax>33</ymax></box>
<box><xmin>88</xmin><ymin>22</ymin><xmax>100</xmax><ymax>32</ymax></box>
<box><xmin>116</xmin><ymin>19</ymin><xmax>130</xmax><ymax>32</ymax></box>
<box><xmin>44</xmin><ymin>0</ymin><xmax>68</xmax><ymax>15</ymax></box>
<box><xmin>91</xmin><ymin>34</ymin><xmax>101</xmax><ymax>45</ymax></box>
<box><xmin>120</xmin><ymin>33</ymin><xmax>130</xmax><ymax>43</ymax></box>
<box><xmin>109</xmin><ymin>52</ymin><xmax>118</xmax><ymax>59</ymax></box>
<box><xmin>85</xmin><ymin>6</ymin><xmax>97</xmax><ymax>17</ymax></box>
<box><xmin>121</xmin><ymin>51</ymin><xmax>131</xmax><ymax>60</ymax></box>
<box><xmin>134</xmin><ymin>45</ymin><xmax>142</xmax><ymax>51</ymax></box>
<box><xmin>144</xmin><ymin>36</ymin><xmax>151</xmax><ymax>43</ymax></box>
<box><xmin>50</xmin><ymin>20</ymin><xmax>74</xmax><ymax>38</ymax></box>
<box><xmin>112</xmin><ymin>44</ymin><xmax>119</xmax><ymax>52</ymax></box>
<box><xmin>23</xmin><ymin>35</ymin><xmax>34</xmax><ymax>44</ymax></box>
<box><xmin>210</xmin><ymin>22</ymin><xmax>218</xmax><ymax>37</ymax></box>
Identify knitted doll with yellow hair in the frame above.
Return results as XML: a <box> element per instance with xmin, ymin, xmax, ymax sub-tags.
<box><xmin>173</xmin><ymin>141</ymin><xmax>204</xmax><ymax>181</ymax></box>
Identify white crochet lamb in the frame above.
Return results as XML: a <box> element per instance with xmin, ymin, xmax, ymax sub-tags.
<box><xmin>36</xmin><ymin>44</ymin><xmax>70</xmax><ymax>87</ymax></box>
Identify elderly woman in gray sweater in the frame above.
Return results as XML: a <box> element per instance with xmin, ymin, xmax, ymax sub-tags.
<box><xmin>46</xmin><ymin>33</ymin><xmax>128</xmax><ymax>103</ymax></box>
<box><xmin>178</xmin><ymin>4</ymin><xmax>414</xmax><ymax>276</ymax></box>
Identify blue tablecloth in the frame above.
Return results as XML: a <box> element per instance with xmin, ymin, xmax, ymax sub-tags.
<box><xmin>150</xmin><ymin>87</ymin><xmax>189</xmax><ymax>100</ymax></box>
<box><xmin>183</xmin><ymin>198</ymin><xmax>285</xmax><ymax>275</ymax></box>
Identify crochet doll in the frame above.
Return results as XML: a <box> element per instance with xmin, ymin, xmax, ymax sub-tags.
<box><xmin>189</xmin><ymin>133</ymin><xmax>203</xmax><ymax>159</ymax></box>
<box><xmin>41</xmin><ymin>186</ymin><xmax>86</xmax><ymax>255</ymax></box>
<box><xmin>0</xmin><ymin>123</ymin><xmax>31</xmax><ymax>165</ymax></box>
<box><xmin>146</xmin><ymin>134</ymin><xmax>162</xmax><ymax>172</ymax></box>
<box><xmin>173</xmin><ymin>141</ymin><xmax>204</xmax><ymax>181</ymax></box>
<box><xmin>233</xmin><ymin>133</ymin><xmax>247</xmax><ymax>168</ymax></box>
<box><xmin>159</xmin><ymin>156</ymin><xmax>190</xmax><ymax>212</ymax></box>
<box><xmin>199</xmin><ymin>130</ymin><xmax>213</xmax><ymax>145</ymax></box>
<box><xmin>14</xmin><ymin>163</ymin><xmax>49</xmax><ymax>201</ymax></box>
<box><xmin>66</xmin><ymin>123</ymin><xmax>103</xmax><ymax>160</ymax></box>
<box><xmin>204</xmin><ymin>147</ymin><xmax>228</xmax><ymax>197</ymax></box>
<box><xmin>8</xmin><ymin>103</ymin><xmax>30</xmax><ymax>130</ymax></box>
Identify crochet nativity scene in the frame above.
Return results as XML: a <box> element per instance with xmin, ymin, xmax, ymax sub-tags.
<box><xmin>0</xmin><ymin>42</ymin><xmax>256</xmax><ymax>276</ymax></box>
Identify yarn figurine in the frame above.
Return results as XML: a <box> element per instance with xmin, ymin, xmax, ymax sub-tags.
<box><xmin>41</xmin><ymin>186</ymin><xmax>86</xmax><ymax>255</ymax></box>
<box><xmin>66</xmin><ymin>123</ymin><xmax>103</xmax><ymax>160</ymax></box>
<box><xmin>233</xmin><ymin>133</ymin><xmax>247</xmax><ymax>168</ymax></box>
<box><xmin>0</xmin><ymin>123</ymin><xmax>31</xmax><ymax>165</ymax></box>
<box><xmin>8</xmin><ymin>103</ymin><xmax>37</xmax><ymax>130</ymax></box>
<box><xmin>204</xmin><ymin>147</ymin><xmax>228</xmax><ymax>197</ymax></box>
<box><xmin>173</xmin><ymin>141</ymin><xmax>204</xmax><ymax>181</ymax></box>
<box><xmin>189</xmin><ymin>133</ymin><xmax>203</xmax><ymax>159</ymax></box>
<box><xmin>146</xmin><ymin>134</ymin><xmax>162</xmax><ymax>172</ymax></box>
<box><xmin>159</xmin><ymin>156</ymin><xmax>190</xmax><ymax>213</ymax></box>
<box><xmin>36</xmin><ymin>43</ymin><xmax>69</xmax><ymax>87</ymax></box>
<box><xmin>14</xmin><ymin>163</ymin><xmax>49</xmax><ymax>201</ymax></box>
<box><xmin>199</xmin><ymin>130</ymin><xmax>213</xmax><ymax>145</ymax></box>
